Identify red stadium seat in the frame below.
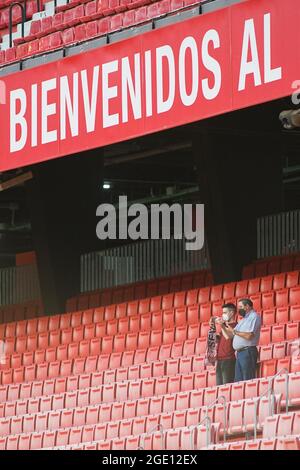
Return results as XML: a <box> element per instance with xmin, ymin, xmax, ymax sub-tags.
<box><xmin>262</xmin><ymin>309</ymin><xmax>275</xmax><ymax>326</ymax></box>
<box><xmin>247</xmin><ymin>278</ymin><xmax>260</xmax><ymax>295</ymax></box>
<box><xmin>260</xmin><ymin>359</ymin><xmax>277</xmax><ymax>377</ymax></box>
<box><xmin>228</xmin><ymin>401</ymin><xmax>244</xmax><ymax>434</ymax></box>
<box><xmin>262</xmin><ymin>292</ymin><xmax>275</xmax><ymax>310</ymax></box>
<box><xmin>259</xmin><ymin>327</ymin><xmax>271</xmax><ymax>346</ymax></box>
<box><xmin>290</xmin><ymin>286</ymin><xmax>300</xmax><ymax>305</ymax></box>
<box><xmin>249</xmin><ymin>294</ymin><xmax>261</xmax><ymax>311</ymax></box>
<box><xmin>291</xmin><ymin>356</ymin><xmax>300</xmax><ymax>373</ymax></box>
<box><xmin>235</xmin><ymin>280</ymin><xmax>248</xmax><ymax>297</ymax></box>
<box><xmin>277</xmin><ymin>437</ymin><xmax>300</xmax><ymax>450</ymax></box>
<box><xmin>179</xmin><ymin>357</ymin><xmax>192</xmax><ymax>375</ymax></box>
<box><xmin>275</xmin><ymin>288</ymin><xmax>289</xmax><ymax>308</ymax></box>
<box><xmin>176</xmin><ymin>392</ymin><xmax>189</xmax><ymax>411</ymax></box>
<box><xmin>286</xmin><ymin>271</ymin><xmax>299</xmax><ymax>288</ymax></box>
<box><xmin>163</xmin><ymin>309</ymin><xmax>175</xmax><ymax>328</ymax></box>
<box><xmin>195</xmin><ymin>337</ymin><xmax>206</xmax><ymax>355</ymax></box>
<box><xmin>210</xmin><ymin>284</ymin><xmax>223</xmax><ymax>302</ymax></box>
<box><xmin>199</xmin><ymin>303</ymin><xmax>211</xmax><ymax>322</ymax></box>
<box><xmin>139</xmin><ymin>313</ymin><xmax>151</xmax><ymax>331</ymax></box>
<box><xmin>198</xmin><ymin>287</ymin><xmax>211</xmax><ymax>304</ymax></box>
<box><xmin>286</xmin><ymin>322</ymin><xmax>299</xmax><ymax>341</ymax></box>
<box><xmin>165</xmin><ymin>429</ymin><xmax>180</xmax><ymax>450</ymax></box>
<box><xmin>200</xmin><ymin>322</ymin><xmax>210</xmax><ymax>338</ymax></box>
<box><xmin>173</xmin><ymin>292</ymin><xmax>186</xmax><ymax>309</ymax></box>
<box><xmin>272</xmin><ymin>343</ymin><xmax>286</xmax><ymax>359</ymax></box>
<box><xmin>260</xmin><ymin>276</ymin><xmax>273</xmax><ymax>293</ymax></box>
<box><xmin>151</xmin><ymin>311</ymin><xmax>163</xmax><ymax>329</ymax></box>
<box><xmin>174</xmin><ymin>307</ymin><xmax>186</xmax><ymax>326</ymax></box>
<box><xmin>138</xmin><ymin>331</ymin><xmax>150</xmax><ymax>349</ymax></box>
<box><xmin>271</xmin><ymin>324</ymin><xmax>285</xmax><ymax>343</ymax></box>
<box><xmin>276</xmin><ymin>307</ymin><xmax>289</xmax><ymax>324</ymax></box>
<box><xmin>290</xmin><ymin>305</ymin><xmax>300</xmax><ymax>322</ymax></box>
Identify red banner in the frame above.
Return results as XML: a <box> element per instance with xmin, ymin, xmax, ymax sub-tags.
<box><xmin>0</xmin><ymin>0</ymin><xmax>299</xmax><ymax>171</ymax></box>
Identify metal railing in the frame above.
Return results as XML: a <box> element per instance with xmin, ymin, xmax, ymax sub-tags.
<box><xmin>138</xmin><ymin>424</ymin><xmax>164</xmax><ymax>450</ymax></box>
<box><xmin>0</xmin><ymin>264</ymin><xmax>41</xmax><ymax>306</ymax></box>
<box><xmin>205</xmin><ymin>395</ymin><xmax>227</xmax><ymax>443</ymax></box>
<box><xmin>9</xmin><ymin>1</ymin><xmax>42</xmax><ymax>48</ymax></box>
<box><xmin>253</xmin><ymin>368</ymin><xmax>289</xmax><ymax>439</ymax></box>
<box><xmin>257</xmin><ymin>210</ymin><xmax>300</xmax><ymax>259</ymax></box>
<box><xmin>190</xmin><ymin>415</ymin><xmax>212</xmax><ymax>450</ymax></box>
<box><xmin>80</xmin><ymin>237</ymin><xmax>210</xmax><ymax>293</ymax></box>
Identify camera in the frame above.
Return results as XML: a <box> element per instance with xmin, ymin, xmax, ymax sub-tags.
<box><xmin>279</xmin><ymin>109</ymin><xmax>300</xmax><ymax>129</ymax></box>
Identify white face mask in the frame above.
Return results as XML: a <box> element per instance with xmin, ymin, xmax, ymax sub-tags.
<box><xmin>222</xmin><ymin>314</ymin><xmax>230</xmax><ymax>322</ymax></box>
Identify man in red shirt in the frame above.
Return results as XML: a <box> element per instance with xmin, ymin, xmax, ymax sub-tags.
<box><xmin>209</xmin><ymin>303</ymin><xmax>237</xmax><ymax>385</ymax></box>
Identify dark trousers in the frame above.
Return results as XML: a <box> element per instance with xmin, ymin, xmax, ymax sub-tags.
<box><xmin>235</xmin><ymin>347</ymin><xmax>258</xmax><ymax>382</ymax></box>
<box><xmin>216</xmin><ymin>358</ymin><xmax>236</xmax><ymax>386</ymax></box>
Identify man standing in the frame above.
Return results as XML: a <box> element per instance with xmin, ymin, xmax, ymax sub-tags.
<box><xmin>208</xmin><ymin>303</ymin><xmax>237</xmax><ymax>385</ymax></box>
<box><xmin>223</xmin><ymin>299</ymin><xmax>261</xmax><ymax>382</ymax></box>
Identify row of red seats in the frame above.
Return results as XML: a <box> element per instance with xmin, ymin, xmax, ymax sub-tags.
<box><xmin>1</xmin><ymin>322</ymin><xmax>213</xmax><ymax>356</ymax></box>
<box><xmin>1</xmin><ymin>271</ymin><xmax>300</xmax><ymax>339</ymax></box>
<box><xmin>0</xmin><ymin>300</ymin><xmax>42</xmax><ymax>324</ymax></box>
<box><xmin>0</xmin><ymin>373</ymin><xmax>298</xmax><ymax>439</ymax></box>
<box><xmin>1</xmin><ymin>304</ymin><xmax>300</xmax><ymax>348</ymax></box>
<box><xmin>24</xmin><ymin>0</ymin><xmax>155</xmax><ymax>43</ymax></box>
<box><xmin>1</xmin><ymin>325</ymin><xmax>300</xmax><ymax>385</ymax></box>
<box><xmin>209</xmin><ymin>434</ymin><xmax>300</xmax><ymax>450</ymax></box>
<box><xmin>67</xmin><ymin>268</ymin><xmax>212</xmax><ymax>312</ymax></box>
<box><xmin>0</xmin><ymin>375</ymin><xmax>297</xmax><ymax>447</ymax></box>
<box><xmin>264</xmin><ymin>411</ymin><xmax>300</xmax><ymax>439</ymax></box>
<box><xmin>0</xmin><ymin>269</ymin><xmax>296</xmax><ymax>336</ymax></box>
<box><xmin>1</xmin><ymin>332</ymin><xmax>298</xmax><ymax>374</ymax></box>
<box><xmin>0</xmin><ymin>303</ymin><xmax>210</xmax><ymax>341</ymax></box>
<box><xmin>0</xmin><ymin>366</ymin><xmax>299</xmax><ymax>428</ymax></box>
<box><xmin>0</xmin><ymin>422</ymin><xmax>218</xmax><ymax>450</ymax></box>
<box><xmin>260</xmin><ymin>339</ymin><xmax>300</xmax><ymax>361</ymax></box>
<box><xmin>0</xmin><ymin>0</ymin><xmax>204</xmax><ymax>66</ymax></box>
<box><xmin>69</xmin><ymin>270</ymin><xmax>298</xmax><ymax>313</ymax></box>
<box><xmin>1</xmin><ymin>319</ymin><xmax>299</xmax><ymax>369</ymax></box>
<box><xmin>0</xmin><ymin>336</ymin><xmax>208</xmax><ymax>383</ymax></box>
<box><xmin>0</xmin><ymin>342</ymin><xmax>299</xmax><ymax>407</ymax></box>
<box><xmin>0</xmin><ymin>393</ymin><xmax>282</xmax><ymax>445</ymax></box>
<box><xmin>243</xmin><ymin>253</ymin><xmax>300</xmax><ymax>280</ymax></box>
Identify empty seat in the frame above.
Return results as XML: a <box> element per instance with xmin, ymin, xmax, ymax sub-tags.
<box><xmin>290</xmin><ymin>305</ymin><xmax>300</xmax><ymax>322</ymax></box>
<box><xmin>259</xmin><ymin>327</ymin><xmax>271</xmax><ymax>346</ymax></box>
<box><xmin>199</xmin><ymin>303</ymin><xmax>211</xmax><ymax>323</ymax></box>
<box><xmin>290</xmin><ymin>286</ymin><xmax>300</xmax><ymax>305</ymax></box>
<box><xmin>276</xmin><ymin>307</ymin><xmax>289</xmax><ymax>324</ymax></box>
<box><xmin>260</xmin><ymin>438</ymin><xmax>276</xmax><ymax>450</ymax></box>
<box><xmin>272</xmin><ymin>324</ymin><xmax>285</xmax><ymax>343</ymax></box>
<box><xmin>262</xmin><ymin>309</ymin><xmax>275</xmax><ymax>326</ymax></box>
<box><xmin>286</xmin><ymin>322</ymin><xmax>299</xmax><ymax>340</ymax></box>
<box><xmin>228</xmin><ymin>401</ymin><xmax>244</xmax><ymax>434</ymax></box>
<box><xmin>263</xmin><ymin>415</ymin><xmax>279</xmax><ymax>438</ymax></box>
<box><xmin>260</xmin><ymin>276</ymin><xmax>273</xmax><ymax>293</ymax></box>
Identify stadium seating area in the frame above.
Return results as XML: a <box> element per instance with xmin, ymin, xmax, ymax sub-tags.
<box><xmin>66</xmin><ymin>269</ymin><xmax>213</xmax><ymax>312</ymax></box>
<box><xmin>0</xmin><ymin>262</ymin><xmax>300</xmax><ymax>449</ymax></box>
<box><xmin>242</xmin><ymin>253</ymin><xmax>300</xmax><ymax>280</ymax></box>
<box><xmin>0</xmin><ymin>0</ymin><xmax>209</xmax><ymax>66</ymax></box>
<box><xmin>0</xmin><ymin>301</ymin><xmax>43</xmax><ymax>324</ymax></box>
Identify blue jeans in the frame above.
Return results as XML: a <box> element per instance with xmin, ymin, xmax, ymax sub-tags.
<box><xmin>234</xmin><ymin>347</ymin><xmax>258</xmax><ymax>382</ymax></box>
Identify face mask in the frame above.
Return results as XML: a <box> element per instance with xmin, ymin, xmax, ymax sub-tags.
<box><xmin>222</xmin><ymin>314</ymin><xmax>230</xmax><ymax>322</ymax></box>
<box><xmin>239</xmin><ymin>308</ymin><xmax>246</xmax><ymax>317</ymax></box>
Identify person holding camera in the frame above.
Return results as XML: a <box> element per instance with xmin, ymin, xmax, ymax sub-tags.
<box><xmin>208</xmin><ymin>303</ymin><xmax>237</xmax><ymax>386</ymax></box>
<box><xmin>221</xmin><ymin>298</ymin><xmax>261</xmax><ymax>382</ymax></box>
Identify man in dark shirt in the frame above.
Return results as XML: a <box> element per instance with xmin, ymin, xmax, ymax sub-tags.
<box><xmin>209</xmin><ymin>303</ymin><xmax>237</xmax><ymax>386</ymax></box>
